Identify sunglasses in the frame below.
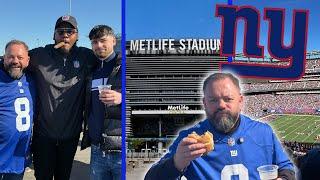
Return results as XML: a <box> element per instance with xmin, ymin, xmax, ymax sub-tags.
<box><xmin>55</xmin><ymin>28</ymin><xmax>77</xmax><ymax>36</ymax></box>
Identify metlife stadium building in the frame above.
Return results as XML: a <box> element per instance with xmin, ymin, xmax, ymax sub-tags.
<box><xmin>126</xmin><ymin>38</ymin><xmax>225</xmax><ymax>153</ymax></box>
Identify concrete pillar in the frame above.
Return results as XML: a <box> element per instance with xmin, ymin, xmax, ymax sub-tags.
<box><xmin>158</xmin><ymin>141</ymin><xmax>163</xmax><ymax>155</ymax></box>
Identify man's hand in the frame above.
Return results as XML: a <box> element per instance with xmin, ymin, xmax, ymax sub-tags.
<box><xmin>99</xmin><ymin>90</ymin><xmax>121</xmax><ymax>105</ymax></box>
<box><xmin>173</xmin><ymin>137</ymin><xmax>207</xmax><ymax>171</ymax></box>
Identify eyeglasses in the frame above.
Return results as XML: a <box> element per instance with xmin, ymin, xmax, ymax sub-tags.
<box><xmin>55</xmin><ymin>28</ymin><xmax>77</xmax><ymax>36</ymax></box>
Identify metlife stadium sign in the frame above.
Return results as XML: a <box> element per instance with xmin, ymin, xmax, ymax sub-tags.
<box><xmin>129</xmin><ymin>38</ymin><xmax>220</xmax><ymax>55</ymax></box>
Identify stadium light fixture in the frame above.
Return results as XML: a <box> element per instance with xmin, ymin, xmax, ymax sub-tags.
<box><xmin>68</xmin><ymin>0</ymin><xmax>72</xmax><ymax>15</ymax></box>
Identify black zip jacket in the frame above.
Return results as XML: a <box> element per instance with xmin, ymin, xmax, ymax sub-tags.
<box><xmin>81</xmin><ymin>53</ymin><xmax>122</xmax><ymax>150</ymax></box>
<box><xmin>28</xmin><ymin>44</ymin><xmax>96</xmax><ymax>140</ymax></box>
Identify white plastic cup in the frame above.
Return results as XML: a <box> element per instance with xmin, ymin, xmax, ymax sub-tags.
<box><xmin>257</xmin><ymin>165</ymin><xmax>278</xmax><ymax>180</ymax></box>
<box><xmin>98</xmin><ymin>84</ymin><xmax>112</xmax><ymax>94</ymax></box>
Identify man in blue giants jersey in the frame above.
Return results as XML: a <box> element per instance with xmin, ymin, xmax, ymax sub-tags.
<box><xmin>0</xmin><ymin>40</ymin><xmax>35</xmax><ymax>180</ymax></box>
<box><xmin>145</xmin><ymin>72</ymin><xmax>295</xmax><ymax>180</ymax></box>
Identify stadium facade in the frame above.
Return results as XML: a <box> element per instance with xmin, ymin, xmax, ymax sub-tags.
<box><xmin>126</xmin><ymin>38</ymin><xmax>225</xmax><ymax>153</ymax></box>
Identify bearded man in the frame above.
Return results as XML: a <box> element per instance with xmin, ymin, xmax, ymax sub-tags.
<box><xmin>0</xmin><ymin>40</ymin><xmax>35</xmax><ymax>180</ymax></box>
<box><xmin>145</xmin><ymin>72</ymin><xmax>295</xmax><ymax>180</ymax></box>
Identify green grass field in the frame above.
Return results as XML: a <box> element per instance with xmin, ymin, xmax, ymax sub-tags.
<box><xmin>268</xmin><ymin>115</ymin><xmax>320</xmax><ymax>144</ymax></box>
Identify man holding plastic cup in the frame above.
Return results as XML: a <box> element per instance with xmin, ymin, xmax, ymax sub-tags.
<box><xmin>81</xmin><ymin>25</ymin><xmax>122</xmax><ymax>180</ymax></box>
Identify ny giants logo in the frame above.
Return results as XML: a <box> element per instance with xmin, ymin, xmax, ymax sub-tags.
<box><xmin>216</xmin><ymin>5</ymin><xmax>309</xmax><ymax>79</ymax></box>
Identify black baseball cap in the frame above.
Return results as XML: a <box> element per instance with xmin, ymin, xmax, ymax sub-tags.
<box><xmin>55</xmin><ymin>15</ymin><xmax>78</xmax><ymax>29</ymax></box>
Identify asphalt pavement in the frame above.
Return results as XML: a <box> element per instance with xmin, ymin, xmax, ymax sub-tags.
<box><xmin>23</xmin><ymin>146</ymin><xmax>90</xmax><ymax>180</ymax></box>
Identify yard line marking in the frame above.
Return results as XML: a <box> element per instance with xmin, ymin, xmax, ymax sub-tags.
<box><xmin>287</xmin><ymin>116</ymin><xmax>315</xmax><ymax>142</ymax></box>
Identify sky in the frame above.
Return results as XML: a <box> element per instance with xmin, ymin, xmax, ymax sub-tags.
<box><xmin>1</xmin><ymin>1</ymin><xmax>318</xmax><ymax>55</ymax></box>
<box><xmin>126</xmin><ymin>0</ymin><xmax>320</xmax><ymax>54</ymax></box>
<box><xmin>0</xmin><ymin>0</ymin><xmax>121</xmax><ymax>53</ymax></box>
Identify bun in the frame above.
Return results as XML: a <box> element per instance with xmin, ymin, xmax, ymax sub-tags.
<box><xmin>188</xmin><ymin>131</ymin><xmax>214</xmax><ymax>154</ymax></box>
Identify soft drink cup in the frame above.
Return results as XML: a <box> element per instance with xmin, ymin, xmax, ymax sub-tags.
<box><xmin>98</xmin><ymin>84</ymin><xmax>112</xmax><ymax>94</ymax></box>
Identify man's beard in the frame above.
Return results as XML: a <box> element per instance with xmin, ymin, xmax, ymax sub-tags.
<box><xmin>95</xmin><ymin>49</ymin><xmax>110</xmax><ymax>60</ymax></box>
<box><xmin>97</xmin><ymin>53</ymin><xmax>107</xmax><ymax>59</ymax></box>
<box><xmin>59</xmin><ymin>44</ymin><xmax>71</xmax><ymax>54</ymax></box>
<box><xmin>207</xmin><ymin>109</ymin><xmax>239</xmax><ymax>134</ymax></box>
<box><xmin>4</xmin><ymin>64</ymin><xmax>23</xmax><ymax>79</ymax></box>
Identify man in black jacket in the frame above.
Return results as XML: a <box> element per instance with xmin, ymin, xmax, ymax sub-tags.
<box><xmin>81</xmin><ymin>25</ymin><xmax>122</xmax><ymax>180</ymax></box>
<box><xmin>29</xmin><ymin>15</ymin><xmax>96</xmax><ymax>180</ymax></box>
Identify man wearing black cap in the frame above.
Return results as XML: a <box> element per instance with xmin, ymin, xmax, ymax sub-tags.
<box><xmin>28</xmin><ymin>15</ymin><xmax>96</xmax><ymax>180</ymax></box>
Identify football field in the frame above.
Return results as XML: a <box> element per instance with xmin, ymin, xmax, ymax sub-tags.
<box><xmin>269</xmin><ymin>115</ymin><xmax>320</xmax><ymax>144</ymax></box>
